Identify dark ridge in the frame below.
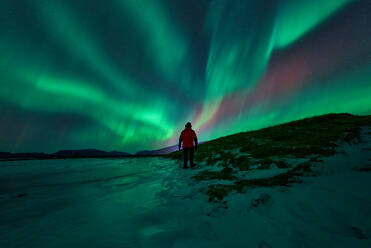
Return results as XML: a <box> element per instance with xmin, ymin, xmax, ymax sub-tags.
<box><xmin>165</xmin><ymin>113</ymin><xmax>371</xmax><ymax>162</ymax></box>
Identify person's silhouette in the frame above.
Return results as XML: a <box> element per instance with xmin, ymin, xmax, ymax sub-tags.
<box><xmin>178</xmin><ymin>122</ymin><xmax>198</xmax><ymax>169</ymax></box>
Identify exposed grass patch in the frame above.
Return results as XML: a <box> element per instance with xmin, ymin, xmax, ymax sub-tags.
<box><xmin>192</xmin><ymin>167</ymin><xmax>236</xmax><ymax>181</ymax></box>
<box><xmin>257</xmin><ymin>158</ymin><xmax>274</xmax><ymax>169</ymax></box>
<box><xmin>275</xmin><ymin>160</ymin><xmax>290</xmax><ymax>168</ymax></box>
<box><xmin>206</xmin><ymin>185</ymin><xmax>234</xmax><ymax>202</ymax></box>
<box><xmin>207</xmin><ymin>161</ymin><xmax>315</xmax><ymax>202</ymax></box>
<box><xmin>230</xmin><ymin>155</ymin><xmax>251</xmax><ymax>171</ymax></box>
<box><xmin>309</xmin><ymin>156</ymin><xmax>324</xmax><ymax>163</ymax></box>
<box><xmin>248</xmin><ymin>145</ymin><xmax>336</xmax><ymax>159</ymax></box>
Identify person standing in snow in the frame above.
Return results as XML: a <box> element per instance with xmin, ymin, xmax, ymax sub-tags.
<box><xmin>178</xmin><ymin>122</ymin><xmax>198</xmax><ymax>169</ymax></box>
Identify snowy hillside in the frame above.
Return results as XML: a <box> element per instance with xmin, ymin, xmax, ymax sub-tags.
<box><xmin>163</xmin><ymin>126</ymin><xmax>371</xmax><ymax>247</ymax></box>
<box><xmin>166</xmin><ymin>114</ymin><xmax>371</xmax><ymax>201</ymax></box>
<box><xmin>163</xmin><ymin>113</ymin><xmax>371</xmax><ymax>246</ymax></box>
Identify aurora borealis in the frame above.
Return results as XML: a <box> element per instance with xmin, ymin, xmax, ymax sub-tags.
<box><xmin>0</xmin><ymin>0</ymin><xmax>370</xmax><ymax>153</ymax></box>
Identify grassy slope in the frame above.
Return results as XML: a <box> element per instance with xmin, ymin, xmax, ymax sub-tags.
<box><xmin>164</xmin><ymin>113</ymin><xmax>371</xmax><ymax>202</ymax></box>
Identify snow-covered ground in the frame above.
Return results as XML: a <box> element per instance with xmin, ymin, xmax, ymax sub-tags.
<box><xmin>1</xmin><ymin>131</ymin><xmax>370</xmax><ymax>247</ymax></box>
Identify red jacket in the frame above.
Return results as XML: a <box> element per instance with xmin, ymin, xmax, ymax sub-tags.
<box><xmin>179</xmin><ymin>127</ymin><xmax>198</xmax><ymax>148</ymax></box>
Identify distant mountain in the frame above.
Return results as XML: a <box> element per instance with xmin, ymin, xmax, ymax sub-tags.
<box><xmin>0</xmin><ymin>152</ymin><xmax>49</xmax><ymax>159</ymax></box>
<box><xmin>0</xmin><ymin>149</ymin><xmax>131</xmax><ymax>160</ymax></box>
<box><xmin>52</xmin><ymin>149</ymin><xmax>131</xmax><ymax>157</ymax></box>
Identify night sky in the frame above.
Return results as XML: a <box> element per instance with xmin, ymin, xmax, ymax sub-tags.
<box><xmin>0</xmin><ymin>0</ymin><xmax>370</xmax><ymax>153</ymax></box>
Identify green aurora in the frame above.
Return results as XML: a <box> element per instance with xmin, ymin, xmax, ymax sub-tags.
<box><xmin>0</xmin><ymin>0</ymin><xmax>370</xmax><ymax>153</ymax></box>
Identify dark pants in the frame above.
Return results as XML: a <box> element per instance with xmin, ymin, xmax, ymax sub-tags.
<box><xmin>183</xmin><ymin>147</ymin><xmax>194</xmax><ymax>167</ymax></box>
